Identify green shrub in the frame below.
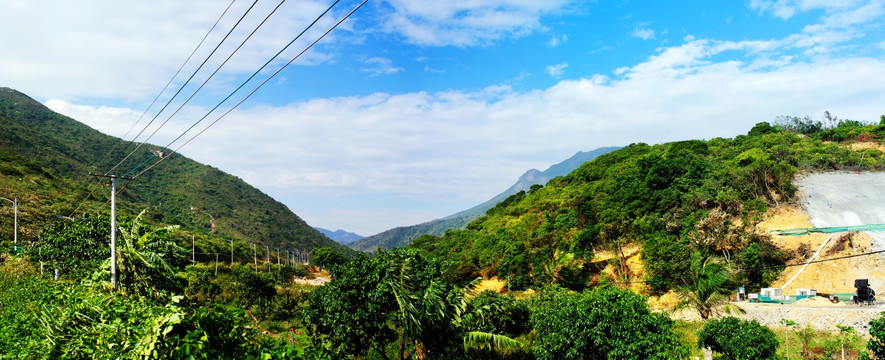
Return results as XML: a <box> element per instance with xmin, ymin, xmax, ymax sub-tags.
<box><xmin>697</xmin><ymin>316</ymin><xmax>778</xmax><ymax>360</ymax></box>
<box><xmin>530</xmin><ymin>286</ymin><xmax>688</xmax><ymax>360</ymax></box>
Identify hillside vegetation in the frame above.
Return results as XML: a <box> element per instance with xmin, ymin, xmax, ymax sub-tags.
<box><xmin>350</xmin><ymin>147</ymin><xmax>619</xmax><ymax>252</ymax></box>
<box><xmin>0</xmin><ymin>87</ymin><xmax>348</xmax><ymax>254</ymax></box>
<box><xmin>412</xmin><ymin>116</ymin><xmax>885</xmax><ymax>293</ymax></box>
<box><xmin>4</xmin><ymin>112</ymin><xmax>885</xmax><ymax>359</ymax></box>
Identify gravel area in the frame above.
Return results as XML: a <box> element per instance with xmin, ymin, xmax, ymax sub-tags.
<box><xmin>734</xmin><ymin>301</ymin><xmax>885</xmax><ymax>334</ymax></box>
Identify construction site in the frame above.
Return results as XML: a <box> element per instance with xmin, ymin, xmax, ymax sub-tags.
<box><xmin>674</xmin><ymin>171</ymin><xmax>885</xmax><ymax>333</ymax></box>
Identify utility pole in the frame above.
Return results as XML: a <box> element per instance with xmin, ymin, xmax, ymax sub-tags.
<box><xmin>91</xmin><ymin>174</ymin><xmax>132</xmax><ymax>291</ymax></box>
<box><xmin>252</xmin><ymin>243</ymin><xmax>257</xmax><ymax>272</ymax></box>
<box><xmin>1</xmin><ymin>196</ymin><xmax>17</xmax><ymax>251</ymax></box>
<box><xmin>231</xmin><ymin>240</ymin><xmax>235</xmax><ymax>264</ymax></box>
<box><xmin>192</xmin><ymin>235</ymin><xmax>195</xmax><ymax>263</ymax></box>
<box><xmin>215</xmin><ymin>253</ymin><xmax>219</xmax><ymax>275</ymax></box>
<box><xmin>110</xmin><ymin>177</ymin><xmax>117</xmax><ymax>290</ymax></box>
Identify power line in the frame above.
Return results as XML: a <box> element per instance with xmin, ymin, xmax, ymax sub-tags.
<box><xmin>120</xmin><ymin>0</ymin><xmax>290</xmax><ymax>180</ymax></box>
<box><xmin>102</xmin><ymin>0</ymin><xmax>261</xmax><ymax>177</ymax></box>
<box><xmin>113</xmin><ymin>0</ymin><xmax>239</xmax><ymax>162</ymax></box>
<box><xmin>119</xmin><ymin>0</ymin><xmax>360</xmax><ymax>186</ymax></box>
<box><xmin>69</xmin><ymin>0</ymin><xmax>241</xmax><ymax>218</ymax></box>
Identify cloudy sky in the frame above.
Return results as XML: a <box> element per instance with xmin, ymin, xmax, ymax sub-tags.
<box><xmin>2</xmin><ymin>0</ymin><xmax>885</xmax><ymax>236</ymax></box>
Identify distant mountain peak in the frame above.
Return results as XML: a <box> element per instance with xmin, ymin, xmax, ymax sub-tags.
<box><xmin>348</xmin><ymin>146</ymin><xmax>621</xmax><ymax>252</ymax></box>
<box><xmin>316</xmin><ymin>227</ymin><xmax>364</xmax><ymax>244</ymax></box>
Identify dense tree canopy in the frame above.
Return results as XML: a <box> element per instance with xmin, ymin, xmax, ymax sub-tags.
<box><xmin>530</xmin><ymin>286</ymin><xmax>689</xmax><ymax>360</ymax></box>
<box><xmin>412</xmin><ymin>122</ymin><xmax>885</xmax><ymax>293</ymax></box>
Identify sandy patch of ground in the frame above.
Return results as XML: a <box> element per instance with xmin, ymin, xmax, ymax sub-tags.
<box><xmin>294</xmin><ymin>276</ymin><xmax>330</xmax><ymax>286</ymax></box>
<box><xmin>471</xmin><ymin>277</ymin><xmax>508</xmax><ymax>296</ymax></box>
<box><xmin>758</xmin><ymin>205</ymin><xmax>885</xmax><ymax>295</ymax></box>
<box><xmin>760</xmin><ymin>173</ymin><xmax>885</xmax><ymax>295</ymax></box>
<box><xmin>849</xmin><ymin>142</ymin><xmax>885</xmax><ymax>152</ymax></box>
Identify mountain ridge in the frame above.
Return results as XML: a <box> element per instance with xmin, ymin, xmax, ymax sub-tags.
<box><xmin>348</xmin><ymin>146</ymin><xmax>620</xmax><ymax>252</ymax></box>
<box><xmin>0</xmin><ymin>87</ymin><xmax>348</xmax><ymax>253</ymax></box>
<box><xmin>316</xmin><ymin>227</ymin><xmax>363</xmax><ymax>244</ymax></box>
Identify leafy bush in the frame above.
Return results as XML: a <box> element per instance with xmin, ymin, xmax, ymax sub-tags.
<box><xmin>530</xmin><ymin>286</ymin><xmax>688</xmax><ymax>360</ymax></box>
<box><xmin>867</xmin><ymin>312</ymin><xmax>885</xmax><ymax>358</ymax></box>
<box><xmin>697</xmin><ymin>316</ymin><xmax>778</xmax><ymax>360</ymax></box>
<box><xmin>308</xmin><ymin>246</ymin><xmax>347</xmax><ymax>269</ymax></box>
<box><xmin>28</xmin><ymin>215</ymin><xmax>113</xmax><ymax>278</ymax></box>
<box><xmin>230</xmin><ymin>265</ymin><xmax>278</xmax><ymax>308</ymax></box>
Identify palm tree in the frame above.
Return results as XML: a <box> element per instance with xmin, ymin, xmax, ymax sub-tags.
<box><xmin>386</xmin><ymin>258</ymin><xmax>522</xmax><ymax>359</ymax></box>
<box><xmin>675</xmin><ymin>252</ymin><xmax>744</xmax><ymax>320</ymax></box>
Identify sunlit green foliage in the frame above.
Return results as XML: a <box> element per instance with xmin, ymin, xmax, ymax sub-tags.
<box><xmin>698</xmin><ymin>317</ymin><xmax>778</xmax><ymax>360</ymax></box>
<box><xmin>413</xmin><ymin>120</ymin><xmax>885</xmax><ymax>293</ymax></box>
<box><xmin>308</xmin><ymin>246</ymin><xmax>348</xmax><ymax>269</ymax></box>
<box><xmin>304</xmin><ymin>248</ymin><xmax>526</xmax><ymax>360</ymax></box>
<box><xmin>530</xmin><ymin>286</ymin><xmax>689</xmax><ymax>360</ymax></box>
<box><xmin>675</xmin><ymin>253</ymin><xmax>744</xmax><ymax>320</ymax></box>
<box><xmin>28</xmin><ymin>215</ymin><xmax>112</xmax><ymax>278</ymax></box>
<box><xmin>867</xmin><ymin>312</ymin><xmax>885</xmax><ymax>359</ymax></box>
<box><xmin>0</xmin><ymin>87</ymin><xmax>349</xmax><ymax>255</ymax></box>
<box><xmin>0</xmin><ymin>263</ymin><xmax>296</xmax><ymax>359</ymax></box>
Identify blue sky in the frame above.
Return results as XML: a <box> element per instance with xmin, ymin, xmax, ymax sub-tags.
<box><xmin>2</xmin><ymin>0</ymin><xmax>885</xmax><ymax>236</ymax></box>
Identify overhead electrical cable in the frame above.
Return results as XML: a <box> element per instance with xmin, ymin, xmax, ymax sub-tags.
<box><xmin>117</xmin><ymin>0</ymin><xmax>355</xmax><ymax>186</ymax></box>
<box><xmin>123</xmin><ymin>0</ymin><xmax>366</xmax><ymax>186</ymax></box>
<box><xmin>119</xmin><ymin>0</ymin><xmax>288</xmax><ymax>176</ymax></box>
<box><xmin>68</xmin><ymin>0</ymin><xmax>238</xmax><ymax>218</ymax></box>
<box><xmin>102</xmin><ymin>0</ymin><xmax>261</xmax><ymax>177</ymax></box>
<box><xmin>118</xmin><ymin>0</ymin><xmax>239</xmax><ymax>158</ymax></box>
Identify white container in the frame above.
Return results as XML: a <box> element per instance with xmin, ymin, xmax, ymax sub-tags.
<box><xmin>796</xmin><ymin>289</ymin><xmax>817</xmax><ymax>296</ymax></box>
<box><xmin>760</xmin><ymin>288</ymin><xmax>782</xmax><ymax>296</ymax></box>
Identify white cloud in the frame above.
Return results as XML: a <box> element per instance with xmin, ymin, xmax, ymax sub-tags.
<box><xmin>12</xmin><ymin>0</ymin><xmax>885</xmax><ymax>235</ymax></box>
<box><xmin>379</xmin><ymin>0</ymin><xmax>576</xmax><ymax>46</ymax></box>
<box><xmin>0</xmin><ymin>0</ymin><xmax>349</xmax><ymax>102</ymax></box>
<box><xmin>631</xmin><ymin>27</ymin><xmax>656</xmax><ymax>40</ymax></box>
<box><xmin>361</xmin><ymin>57</ymin><xmax>404</xmax><ymax>76</ymax></box>
<box><xmin>546</xmin><ymin>63</ymin><xmax>568</xmax><ymax>78</ymax></box>
<box><xmin>547</xmin><ymin>33</ymin><xmax>569</xmax><ymax>47</ymax></box>
<box><xmin>749</xmin><ymin>0</ymin><xmax>798</xmax><ymax>19</ymax></box>
<box><xmin>60</xmin><ymin>47</ymin><xmax>885</xmax><ymax>234</ymax></box>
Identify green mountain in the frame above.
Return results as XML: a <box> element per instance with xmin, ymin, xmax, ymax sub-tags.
<box><xmin>349</xmin><ymin>147</ymin><xmax>619</xmax><ymax>252</ymax></box>
<box><xmin>411</xmin><ymin>119</ymin><xmax>885</xmax><ymax>291</ymax></box>
<box><xmin>0</xmin><ymin>87</ymin><xmax>348</xmax><ymax>253</ymax></box>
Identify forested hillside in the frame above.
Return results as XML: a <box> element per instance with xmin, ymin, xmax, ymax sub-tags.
<box><xmin>350</xmin><ymin>147</ymin><xmax>619</xmax><ymax>252</ymax></box>
<box><xmin>412</xmin><ymin>117</ymin><xmax>885</xmax><ymax>292</ymax></box>
<box><xmin>0</xmin><ymin>87</ymin><xmax>347</xmax><ymax>253</ymax></box>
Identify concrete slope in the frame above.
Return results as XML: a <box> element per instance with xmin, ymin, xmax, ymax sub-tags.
<box><xmin>798</xmin><ymin>172</ymin><xmax>885</xmax><ymax>246</ymax></box>
<box><xmin>795</xmin><ymin>171</ymin><xmax>885</xmax><ymax>293</ymax></box>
